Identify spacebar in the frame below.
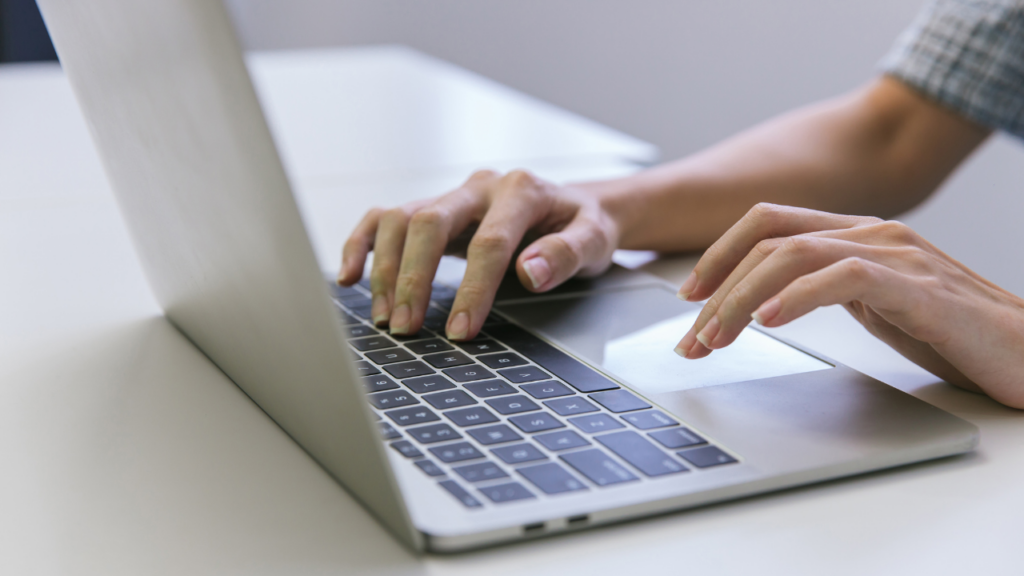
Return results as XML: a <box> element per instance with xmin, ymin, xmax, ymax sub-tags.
<box><xmin>485</xmin><ymin>324</ymin><xmax>619</xmax><ymax>393</ymax></box>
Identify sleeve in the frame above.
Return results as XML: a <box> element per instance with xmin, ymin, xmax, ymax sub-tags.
<box><xmin>880</xmin><ymin>0</ymin><xmax>1024</xmax><ymax>139</ymax></box>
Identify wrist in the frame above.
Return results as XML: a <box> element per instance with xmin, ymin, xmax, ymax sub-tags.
<box><xmin>576</xmin><ymin>177</ymin><xmax>647</xmax><ymax>250</ymax></box>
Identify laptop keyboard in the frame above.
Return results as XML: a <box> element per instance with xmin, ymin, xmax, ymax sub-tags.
<box><xmin>330</xmin><ymin>280</ymin><xmax>739</xmax><ymax>508</ymax></box>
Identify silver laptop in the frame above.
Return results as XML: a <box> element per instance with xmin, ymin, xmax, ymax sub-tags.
<box><xmin>39</xmin><ymin>0</ymin><xmax>978</xmax><ymax>552</ymax></box>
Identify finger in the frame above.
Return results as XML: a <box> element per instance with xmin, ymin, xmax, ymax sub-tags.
<box><xmin>368</xmin><ymin>205</ymin><xmax>419</xmax><ymax>326</ymax></box>
<box><xmin>338</xmin><ymin>208</ymin><xmax>383</xmax><ymax>285</ymax></box>
<box><xmin>389</xmin><ymin>188</ymin><xmax>487</xmax><ymax>335</ymax></box>
<box><xmin>680</xmin><ymin>203</ymin><xmax>881</xmax><ymax>302</ymax></box>
<box><xmin>751</xmin><ymin>257</ymin><xmax>912</xmax><ymax>328</ymax></box>
<box><xmin>447</xmin><ymin>171</ymin><xmax>552</xmax><ymax>340</ymax></box>
<box><xmin>515</xmin><ymin>209</ymin><xmax>615</xmax><ymax>292</ymax></box>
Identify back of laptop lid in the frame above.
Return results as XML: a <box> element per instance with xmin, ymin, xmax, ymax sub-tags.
<box><xmin>37</xmin><ymin>0</ymin><xmax>422</xmax><ymax>550</ymax></box>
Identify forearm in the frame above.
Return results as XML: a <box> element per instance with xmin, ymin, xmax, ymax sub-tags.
<box><xmin>585</xmin><ymin>76</ymin><xmax>989</xmax><ymax>252</ymax></box>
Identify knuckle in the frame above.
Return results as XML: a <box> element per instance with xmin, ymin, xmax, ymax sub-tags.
<box><xmin>409</xmin><ymin>207</ymin><xmax>449</xmax><ymax>230</ymax></box>
<box><xmin>454</xmin><ymin>281</ymin><xmax>491</xmax><ymax>304</ymax></box>
<box><xmin>468</xmin><ymin>169</ymin><xmax>499</xmax><ymax>184</ymax></box>
<box><xmin>748</xmin><ymin>202</ymin><xmax>782</xmax><ymax>223</ymax></box>
<box><xmin>395</xmin><ymin>270</ymin><xmax>431</xmax><ymax>293</ymax></box>
<box><xmin>381</xmin><ymin>206</ymin><xmax>409</xmax><ymax>224</ymax></box>
<box><xmin>550</xmin><ymin>234</ymin><xmax>584</xmax><ymax>268</ymax></box>
<box><xmin>503</xmin><ymin>168</ymin><xmax>538</xmax><ymax>188</ymax></box>
<box><xmin>841</xmin><ymin>257</ymin><xmax>872</xmax><ymax>282</ymax></box>
<box><xmin>752</xmin><ymin>237</ymin><xmax>783</xmax><ymax>259</ymax></box>
<box><xmin>779</xmin><ymin>235</ymin><xmax>817</xmax><ymax>258</ymax></box>
<box><xmin>876</xmin><ymin>220</ymin><xmax>915</xmax><ymax>243</ymax></box>
<box><xmin>469</xmin><ymin>232</ymin><xmax>513</xmax><ymax>254</ymax></box>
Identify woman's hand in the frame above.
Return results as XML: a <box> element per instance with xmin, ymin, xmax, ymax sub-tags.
<box><xmin>338</xmin><ymin>170</ymin><xmax>621</xmax><ymax>340</ymax></box>
<box><xmin>674</xmin><ymin>203</ymin><xmax>1024</xmax><ymax>409</ymax></box>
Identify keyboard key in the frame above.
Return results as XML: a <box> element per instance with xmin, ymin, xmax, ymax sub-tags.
<box><xmin>346</xmin><ymin>324</ymin><xmax>377</xmax><ymax>338</ymax></box>
<box><xmin>330</xmin><ymin>283</ymin><xmax>363</xmax><ymax>299</ymax></box>
<box><xmin>478</xmin><ymin>352</ymin><xmax>528</xmax><ymax>369</ymax></box>
<box><xmin>456</xmin><ymin>339</ymin><xmax>507</xmax><ymax>355</ymax></box>
<box><xmin>353</xmin><ymin>361</ymin><xmax>380</xmax><ymax>377</ymax></box>
<box><xmin>486</xmin><ymin>395</ymin><xmax>540</xmax><ymax>415</ymax></box>
<box><xmin>341</xmin><ymin>294</ymin><xmax>371</xmax><ymax>308</ymax></box>
<box><xmin>464</xmin><ymin>379</ymin><xmax>516</xmax><ymax>398</ymax></box>
<box><xmin>544</xmin><ymin>396</ymin><xmax>599</xmax><ymax>416</ymax></box>
<box><xmin>363</xmin><ymin>375</ymin><xmax>398</xmax><ymax>393</ymax></box>
<box><xmin>678</xmin><ymin>445</ymin><xmax>738</xmax><ymax>468</ymax></box>
<box><xmin>390</xmin><ymin>440</ymin><xmax>423</xmax><ymax>459</ymax></box>
<box><xmin>452</xmin><ymin>460</ymin><xmax>510</xmax><ymax>483</ymax></box>
<box><xmin>408</xmin><ymin>423</ymin><xmax>462</xmax><ymax>444</ymax></box>
<box><xmin>383</xmin><ymin>360</ymin><xmax>435</xmax><ymax>379</ymax></box>
<box><xmin>357</xmin><ymin>278</ymin><xmax>372</xmax><ymax>290</ymax></box>
<box><xmin>390</xmin><ymin>329</ymin><xmax>432</xmax><ymax>342</ymax></box>
<box><xmin>508</xmin><ymin>412</ymin><xmax>564</xmax><ymax>433</ymax></box>
<box><xmin>443</xmin><ymin>365</ymin><xmax>495</xmax><ymax>382</ymax></box>
<box><xmin>479</xmin><ymin>482</ymin><xmax>535</xmax><ymax>504</ymax></box>
<box><xmin>497</xmin><ymin>366</ymin><xmax>550</xmax><ymax>383</ymax></box>
<box><xmin>414</xmin><ymin>459</ymin><xmax>445</xmax><ymax>477</ymax></box>
<box><xmin>368</xmin><ymin>389</ymin><xmax>419</xmax><ymax>410</ymax></box>
<box><xmin>336</xmin><ymin>309</ymin><xmax>361</xmax><ymax>325</ymax></box>
<box><xmin>347</xmin><ymin>304</ymin><xmax>374</xmax><ymax>320</ymax></box>
<box><xmin>568</xmin><ymin>414</ymin><xmax>625</xmax><ymax>434</ymax></box>
<box><xmin>422</xmin><ymin>308</ymin><xmax>449</xmax><ymax>331</ymax></box>
<box><xmin>439</xmin><ymin>480</ymin><xmax>483</xmax><ymax>508</ymax></box>
<box><xmin>365</xmin><ymin>348</ymin><xmax>415</xmax><ymax>365</ymax></box>
<box><xmin>485</xmin><ymin>324</ymin><xmax>619</xmax><ymax>392</ymax></box>
<box><xmin>423</xmin><ymin>389</ymin><xmax>476</xmax><ymax>410</ymax></box>
<box><xmin>385</xmin><ymin>406</ymin><xmax>439</xmax><ymax>427</ymax></box>
<box><xmin>621</xmin><ymin>410</ymin><xmax>678</xmax><ymax>430</ymax></box>
<box><xmin>534</xmin><ymin>430</ymin><xmax>590</xmax><ymax>451</ymax></box>
<box><xmin>422</xmin><ymin>351</ymin><xmax>473</xmax><ymax>369</ymax></box>
<box><xmin>589</xmin><ymin>389</ymin><xmax>651</xmax><ymax>413</ymax></box>
<box><xmin>379</xmin><ymin>421</ymin><xmax>401</xmax><ymax>440</ymax></box>
<box><xmin>467</xmin><ymin>424</ymin><xmax>522</xmax><ymax>445</ymax></box>
<box><xmin>520</xmin><ymin>380</ymin><xmax>574</xmax><ymax>399</ymax></box>
<box><xmin>560</xmin><ymin>449</ymin><xmax>638</xmax><ymax>486</ymax></box>
<box><xmin>405</xmin><ymin>339</ymin><xmax>453</xmax><ymax>355</ymax></box>
<box><xmin>350</xmin><ymin>335</ymin><xmax>396</xmax><ymax>352</ymax></box>
<box><xmin>429</xmin><ymin>442</ymin><xmax>485</xmax><ymax>463</ymax></box>
<box><xmin>483</xmin><ymin>313</ymin><xmax>507</xmax><ymax>326</ymax></box>
<box><xmin>596</xmin><ymin>431</ymin><xmax>688</xmax><ymax>477</ymax></box>
<box><xmin>445</xmin><ymin>406</ymin><xmax>499</xmax><ymax>427</ymax></box>
<box><xmin>402</xmin><ymin>374</ymin><xmax>455</xmax><ymax>394</ymax></box>
<box><xmin>491</xmin><ymin>443</ymin><xmax>547</xmax><ymax>465</ymax></box>
<box><xmin>517</xmin><ymin>462</ymin><xmax>588</xmax><ymax>495</ymax></box>
<box><xmin>648</xmin><ymin>427</ymin><xmax>706</xmax><ymax>449</ymax></box>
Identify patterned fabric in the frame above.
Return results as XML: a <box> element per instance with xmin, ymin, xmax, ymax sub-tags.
<box><xmin>881</xmin><ymin>0</ymin><xmax>1024</xmax><ymax>138</ymax></box>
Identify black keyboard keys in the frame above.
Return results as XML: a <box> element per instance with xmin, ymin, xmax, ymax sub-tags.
<box><xmin>463</xmin><ymin>379</ymin><xmax>516</xmax><ymax>398</ymax></box>
<box><xmin>363</xmin><ymin>375</ymin><xmax>398</xmax><ymax>393</ymax></box>
<box><xmin>478</xmin><ymin>352</ymin><xmax>528</xmax><ymax>369</ymax></box>
<box><xmin>405</xmin><ymin>339</ymin><xmax>453</xmax><ymax>355</ymax></box>
<box><xmin>589</xmin><ymin>389</ymin><xmax>651</xmax><ymax>413</ymax></box>
<box><xmin>423</xmin><ymin>389</ymin><xmax>476</xmax><ymax>410</ymax></box>
<box><xmin>390</xmin><ymin>440</ymin><xmax>423</xmax><ymax>459</ymax></box>
<box><xmin>346</xmin><ymin>324</ymin><xmax>377</xmax><ymax>338</ymax></box>
<box><xmin>491</xmin><ymin>443</ymin><xmax>547</xmax><ymax>464</ymax></box>
<box><xmin>350</xmin><ymin>335</ymin><xmax>397</xmax><ymax>352</ymax></box>
<box><xmin>385</xmin><ymin>406</ymin><xmax>439</xmax><ymax>426</ymax></box>
<box><xmin>498</xmin><ymin>366</ymin><xmax>550</xmax><ymax>383</ymax></box>
<box><xmin>567</xmin><ymin>414</ymin><xmax>625</xmax><ymax>434</ymax></box>
<box><xmin>422</xmin><ymin>351</ymin><xmax>473</xmax><ymax>368</ymax></box>
<box><xmin>596</xmin><ymin>431</ymin><xmax>688</xmax><ymax>477</ymax></box>
<box><xmin>368</xmin><ymin>389</ymin><xmax>418</xmax><ymax>410</ymax></box>
<box><xmin>439</xmin><ymin>480</ymin><xmax>483</xmax><ymax>508</ymax></box>
<box><xmin>379</xmin><ymin>421</ymin><xmax>401</xmax><ymax>440</ymax></box>
<box><xmin>517</xmin><ymin>462</ymin><xmax>588</xmax><ymax>494</ymax></box>
<box><xmin>445</xmin><ymin>406</ymin><xmax>499</xmax><ymax>427</ymax></box>
<box><xmin>402</xmin><ymin>374</ymin><xmax>455</xmax><ymax>394</ymax></box>
<box><xmin>414</xmin><ymin>459</ymin><xmax>445</xmax><ymax>477</ymax></box>
<box><xmin>467</xmin><ymin>424</ymin><xmax>522</xmax><ymax>445</ymax></box>
<box><xmin>534</xmin><ymin>430</ymin><xmax>590</xmax><ymax>451</ymax></box>
<box><xmin>456</xmin><ymin>339</ymin><xmax>506</xmax><ymax>355</ymax></box>
<box><xmin>444</xmin><ymin>365</ymin><xmax>495</xmax><ymax>382</ymax></box>
<box><xmin>544</xmin><ymin>396</ymin><xmax>599</xmax><ymax>416</ymax></box>
<box><xmin>365</xmin><ymin>348</ymin><xmax>415</xmax><ymax>365</ymax></box>
<box><xmin>353</xmin><ymin>361</ymin><xmax>380</xmax><ymax>377</ymax></box>
<box><xmin>452</xmin><ymin>460</ymin><xmax>509</xmax><ymax>483</ymax></box>
<box><xmin>560</xmin><ymin>449</ymin><xmax>638</xmax><ymax>486</ymax></box>
<box><xmin>429</xmin><ymin>442</ymin><xmax>485</xmax><ymax>463</ymax></box>
<box><xmin>508</xmin><ymin>412</ymin><xmax>564</xmax><ymax>433</ymax></box>
<box><xmin>520</xmin><ymin>381</ymin><xmax>573</xmax><ymax>399</ymax></box>
<box><xmin>648</xmin><ymin>427</ymin><xmax>706</xmax><ymax>449</ymax></box>
<box><xmin>678</xmin><ymin>445</ymin><xmax>738</xmax><ymax>468</ymax></box>
<box><xmin>407</xmin><ymin>423</ymin><xmax>462</xmax><ymax>444</ymax></box>
<box><xmin>484</xmin><ymin>324</ymin><xmax>619</xmax><ymax>392</ymax></box>
<box><xmin>383</xmin><ymin>360</ymin><xmax>435</xmax><ymax>379</ymax></box>
<box><xmin>479</xmin><ymin>482</ymin><xmax>535</xmax><ymax>504</ymax></box>
<box><xmin>485</xmin><ymin>395</ymin><xmax>540</xmax><ymax>415</ymax></box>
<box><xmin>621</xmin><ymin>410</ymin><xmax>678</xmax><ymax>430</ymax></box>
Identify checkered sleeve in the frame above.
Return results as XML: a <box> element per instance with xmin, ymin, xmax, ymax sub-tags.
<box><xmin>880</xmin><ymin>0</ymin><xmax>1024</xmax><ymax>138</ymax></box>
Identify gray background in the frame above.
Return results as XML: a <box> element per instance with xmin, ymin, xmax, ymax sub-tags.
<box><xmin>224</xmin><ymin>0</ymin><xmax>1024</xmax><ymax>296</ymax></box>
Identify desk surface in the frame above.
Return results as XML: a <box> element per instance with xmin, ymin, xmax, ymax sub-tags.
<box><xmin>2</xmin><ymin>47</ymin><xmax>1024</xmax><ymax>576</ymax></box>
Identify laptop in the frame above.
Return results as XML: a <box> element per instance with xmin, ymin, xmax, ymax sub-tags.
<box><xmin>38</xmin><ymin>0</ymin><xmax>979</xmax><ymax>552</ymax></box>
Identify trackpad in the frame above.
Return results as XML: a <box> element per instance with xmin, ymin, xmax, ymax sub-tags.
<box><xmin>495</xmin><ymin>285</ymin><xmax>831</xmax><ymax>393</ymax></box>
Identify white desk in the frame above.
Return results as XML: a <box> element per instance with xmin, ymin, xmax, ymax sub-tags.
<box><xmin>3</xmin><ymin>46</ymin><xmax>1024</xmax><ymax>576</ymax></box>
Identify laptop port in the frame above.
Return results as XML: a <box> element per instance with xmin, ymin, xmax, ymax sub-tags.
<box><xmin>523</xmin><ymin>522</ymin><xmax>545</xmax><ymax>535</ymax></box>
<box><xmin>567</xmin><ymin>515</ymin><xmax>589</xmax><ymax>527</ymax></box>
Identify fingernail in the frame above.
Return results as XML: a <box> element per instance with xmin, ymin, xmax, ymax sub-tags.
<box><xmin>752</xmin><ymin>298</ymin><xmax>782</xmax><ymax>326</ymax></box>
<box><xmin>677</xmin><ymin>272</ymin><xmax>697</xmax><ymax>300</ymax></box>
<box><xmin>695</xmin><ymin>316</ymin><xmax>721</xmax><ymax>349</ymax></box>
<box><xmin>673</xmin><ymin>345</ymin><xmax>688</xmax><ymax>358</ymax></box>
<box><xmin>371</xmin><ymin>294</ymin><xmax>389</xmax><ymax>326</ymax></box>
<box><xmin>389</xmin><ymin>304</ymin><xmax>411</xmax><ymax>335</ymax></box>
<box><xmin>446</xmin><ymin>312</ymin><xmax>469</xmax><ymax>340</ymax></box>
<box><xmin>523</xmin><ymin>257</ymin><xmax>552</xmax><ymax>290</ymax></box>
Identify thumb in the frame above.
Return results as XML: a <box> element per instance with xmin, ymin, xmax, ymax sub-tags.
<box><xmin>515</xmin><ymin>214</ymin><xmax>615</xmax><ymax>292</ymax></box>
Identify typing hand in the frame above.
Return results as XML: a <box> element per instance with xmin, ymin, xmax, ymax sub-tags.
<box><xmin>673</xmin><ymin>203</ymin><xmax>1024</xmax><ymax>408</ymax></box>
<box><xmin>338</xmin><ymin>170</ymin><xmax>620</xmax><ymax>340</ymax></box>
